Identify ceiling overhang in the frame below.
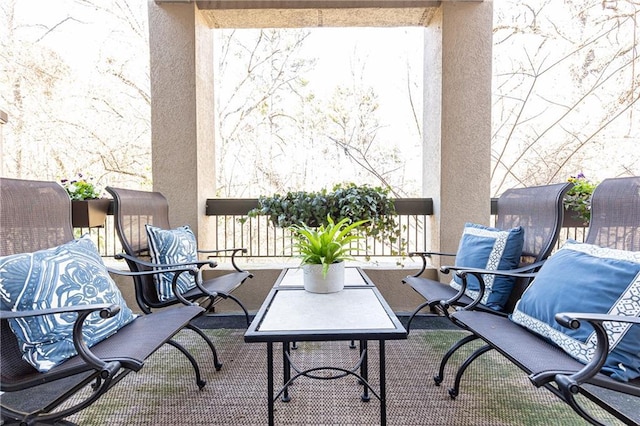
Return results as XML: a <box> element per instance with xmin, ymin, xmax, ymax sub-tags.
<box><xmin>154</xmin><ymin>1</ymin><xmax>480</xmax><ymax>28</ymax></box>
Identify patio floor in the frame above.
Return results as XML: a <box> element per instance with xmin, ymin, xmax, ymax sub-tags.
<box><xmin>62</xmin><ymin>319</ymin><xmax>629</xmax><ymax>425</ymax></box>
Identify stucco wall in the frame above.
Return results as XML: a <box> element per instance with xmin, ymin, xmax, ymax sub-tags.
<box><xmin>112</xmin><ymin>265</ymin><xmax>439</xmax><ymax>317</ymax></box>
<box><xmin>202</xmin><ymin>267</ymin><xmax>438</xmax><ymax>315</ymax></box>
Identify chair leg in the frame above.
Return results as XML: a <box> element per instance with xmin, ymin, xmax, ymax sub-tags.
<box><xmin>225</xmin><ymin>293</ymin><xmax>251</xmax><ymax>326</ymax></box>
<box><xmin>434</xmin><ymin>334</ymin><xmax>479</xmax><ymax>386</ymax></box>
<box><xmin>186</xmin><ymin>323</ymin><xmax>223</xmax><ymax>371</ymax></box>
<box><xmin>212</xmin><ymin>293</ymin><xmax>251</xmax><ymax>327</ymax></box>
<box><xmin>167</xmin><ymin>339</ymin><xmax>207</xmax><ymax>390</ymax></box>
<box><xmin>448</xmin><ymin>344</ymin><xmax>493</xmax><ymax>399</ymax></box>
<box><xmin>538</xmin><ymin>376</ymin><xmax>638</xmax><ymax>426</ymax></box>
<box><xmin>202</xmin><ymin>296</ymin><xmax>216</xmax><ymax>312</ymax></box>
<box><xmin>556</xmin><ymin>386</ymin><xmax>607</xmax><ymax>426</ymax></box>
<box><xmin>1</xmin><ymin>368</ymin><xmax>118</xmax><ymax>426</ymax></box>
<box><xmin>405</xmin><ymin>300</ymin><xmax>434</xmax><ymax>334</ymax></box>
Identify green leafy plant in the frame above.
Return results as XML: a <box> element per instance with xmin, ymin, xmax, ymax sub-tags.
<box><xmin>245</xmin><ymin>183</ymin><xmax>403</xmax><ymax>254</ymax></box>
<box><xmin>564</xmin><ymin>173</ymin><xmax>598</xmax><ymax>224</ymax></box>
<box><xmin>291</xmin><ymin>216</ymin><xmax>370</xmax><ymax>277</ymax></box>
<box><xmin>60</xmin><ymin>173</ymin><xmax>101</xmax><ymax>200</ymax></box>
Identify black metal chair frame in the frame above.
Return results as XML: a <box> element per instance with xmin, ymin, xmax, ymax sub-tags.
<box><xmin>402</xmin><ymin>182</ymin><xmax>573</xmax><ymax>332</ymax></box>
<box><xmin>106</xmin><ymin>187</ymin><xmax>253</xmax><ymax>325</ymax></box>
<box><xmin>0</xmin><ymin>178</ymin><xmax>211</xmax><ymax>426</ymax></box>
<box><xmin>443</xmin><ymin>177</ymin><xmax>640</xmax><ymax>425</ymax></box>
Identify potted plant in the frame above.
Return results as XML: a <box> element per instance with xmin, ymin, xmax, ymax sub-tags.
<box><xmin>246</xmin><ymin>182</ymin><xmax>404</xmax><ymax>256</ymax></box>
<box><xmin>564</xmin><ymin>173</ymin><xmax>598</xmax><ymax>226</ymax></box>
<box><xmin>60</xmin><ymin>173</ymin><xmax>110</xmax><ymax>228</ymax></box>
<box><xmin>291</xmin><ymin>216</ymin><xmax>369</xmax><ymax>293</ymax></box>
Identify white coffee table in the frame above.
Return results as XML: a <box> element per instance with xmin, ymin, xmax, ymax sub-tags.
<box><xmin>244</xmin><ymin>267</ymin><xmax>407</xmax><ymax>426</ymax></box>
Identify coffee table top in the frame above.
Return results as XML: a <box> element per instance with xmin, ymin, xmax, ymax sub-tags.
<box><xmin>244</xmin><ymin>267</ymin><xmax>407</xmax><ymax>342</ymax></box>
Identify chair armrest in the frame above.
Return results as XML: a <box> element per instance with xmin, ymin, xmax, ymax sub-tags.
<box><xmin>107</xmin><ymin>264</ymin><xmax>200</xmax><ymax>278</ymax></box>
<box><xmin>409</xmin><ymin>251</ymin><xmax>457</xmax><ymax>257</ymax></box>
<box><xmin>198</xmin><ymin>247</ymin><xmax>248</xmax><ymax>273</ymax></box>
<box><xmin>556</xmin><ymin>312</ymin><xmax>640</xmax><ymax>328</ymax></box>
<box><xmin>0</xmin><ymin>304</ymin><xmax>119</xmax><ymax>320</ymax></box>
<box><xmin>115</xmin><ymin>252</ymin><xmax>217</xmax><ymax>270</ymax></box>
<box><xmin>531</xmin><ymin>313</ymin><xmax>640</xmax><ymax>393</ymax></box>
<box><xmin>1</xmin><ymin>304</ymin><xmax>123</xmax><ymax>375</ymax></box>
<box><xmin>108</xmin><ymin>260</ymin><xmax>210</xmax><ymax>305</ymax></box>
<box><xmin>446</xmin><ymin>266</ymin><xmax>540</xmax><ymax>311</ymax></box>
<box><xmin>407</xmin><ymin>251</ymin><xmax>456</xmax><ymax>278</ymax></box>
<box><xmin>443</xmin><ymin>260</ymin><xmax>545</xmax><ymax>276</ymax></box>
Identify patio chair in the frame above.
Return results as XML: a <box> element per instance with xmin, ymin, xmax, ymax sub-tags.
<box><xmin>446</xmin><ymin>176</ymin><xmax>640</xmax><ymax>425</ymax></box>
<box><xmin>106</xmin><ymin>187</ymin><xmax>253</xmax><ymax>327</ymax></box>
<box><xmin>402</xmin><ymin>182</ymin><xmax>572</xmax><ymax>332</ymax></box>
<box><xmin>0</xmin><ymin>178</ymin><xmax>208</xmax><ymax>425</ymax></box>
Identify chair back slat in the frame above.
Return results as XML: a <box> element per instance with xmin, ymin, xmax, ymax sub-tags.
<box><xmin>107</xmin><ymin>187</ymin><xmax>172</xmax><ymax>308</ymax></box>
<box><xmin>0</xmin><ymin>178</ymin><xmax>76</xmax><ymax>385</ymax></box>
<box><xmin>0</xmin><ymin>178</ymin><xmax>74</xmax><ymax>256</ymax></box>
<box><xmin>107</xmin><ymin>187</ymin><xmax>170</xmax><ymax>256</ymax></box>
<box><xmin>496</xmin><ymin>182</ymin><xmax>573</xmax><ymax>313</ymax></box>
<box><xmin>585</xmin><ymin>176</ymin><xmax>640</xmax><ymax>252</ymax></box>
<box><xmin>496</xmin><ymin>182</ymin><xmax>572</xmax><ymax>262</ymax></box>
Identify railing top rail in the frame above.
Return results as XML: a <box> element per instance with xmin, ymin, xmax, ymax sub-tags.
<box><xmin>205</xmin><ymin>198</ymin><xmax>434</xmax><ymax>216</ymax></box>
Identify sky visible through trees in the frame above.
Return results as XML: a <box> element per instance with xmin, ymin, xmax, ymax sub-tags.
<box><xmin>1</xmin><ymin>0</ymin><xmax>638</xmax><ymax>197</ymax></box>
<box><xmin>213</xmin><ymin>27</ymin><xmax>424</xmax><ymax>198</ymax></box>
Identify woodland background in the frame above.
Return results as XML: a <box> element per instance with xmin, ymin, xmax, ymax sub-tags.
<box><xmin>1</xmin><ymin>0</ymin><xmax>638</xmax><ymax>197</ymax></box>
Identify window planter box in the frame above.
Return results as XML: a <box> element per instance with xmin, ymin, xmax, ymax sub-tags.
<box><xmin>562</xmin><ymin>207</ymin><xmax>589</xmax><ymax>228</ymax></box>
<box><xmin>71</xmin><ymin>199</ymin><xmax>111</xmax><ymax>228</ymax></box>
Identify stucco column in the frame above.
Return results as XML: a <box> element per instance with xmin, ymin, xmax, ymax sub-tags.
<box><xmin>148</xmin><ymin>1</ymin><xmax>216</xmax><ymax>247</ymax></box>
<box><xmin>0</xmin><ymin>110</ymin><xmax>7</xmax><ymax>177</ymax></box>
<box><xmin>423</xmin><ymin>1</ymin><xmax>493</xmax><ymax>268</ymax></box>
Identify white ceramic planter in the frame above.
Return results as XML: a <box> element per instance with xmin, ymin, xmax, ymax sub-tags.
<box><xmin>302</xmin><ymin>262</ymin><xmax>345</xmax><ymax>293</ymax></box>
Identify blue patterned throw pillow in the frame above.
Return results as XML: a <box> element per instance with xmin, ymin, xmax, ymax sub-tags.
<box><xmin>511</xmin><ymin>241</ymin><xmax>640</xmax><ymax>382</ymax></box>
<box><xmin>145</xmin><ymin>224</ymin><xmax>198</xmax><ymax>301</ymax></box>
<box><xmin>449</xmin><ymin>223</ymin><xmax>525</xmax><ymax>311</ymax></box>
<box><xmin>0</xmin><ymin>235</ymin><xmax>137</xmax><ymax>372</ymax></box>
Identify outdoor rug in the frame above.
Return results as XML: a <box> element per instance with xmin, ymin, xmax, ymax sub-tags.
<box><xmin>64</xmin><ymin>329</ymin><xmax>629</xmax><ymax>425</ymax></box>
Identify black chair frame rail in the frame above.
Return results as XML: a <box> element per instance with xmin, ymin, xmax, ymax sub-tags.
<box><xmin>440</xmin><ymin>176</ymin><xmax>640</xmax><ymax>426</ymax></box>
<box><xmin>0</xmin><ymin>178</ymin><xmax>214</xmax><ymax>426</ymax></box>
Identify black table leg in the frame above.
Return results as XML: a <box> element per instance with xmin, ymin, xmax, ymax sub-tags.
<box><xmin>379</xmin><ymin>340</ymin><xmax>387</xmax><ymax>426</ymax></box>
<box><xmin>360</xmin><ymin>339</ymin><xmax>370</xmax><ymax>401</ymax></box>
<box><xmin>267</xmin><ymin>342</ymin><xmax>274</xmax><ymax>426</ymax></box>
<box><xmin>282</xmin><ymin>341</ymin><xmax>291</xmax><ymax>402</ymax></box>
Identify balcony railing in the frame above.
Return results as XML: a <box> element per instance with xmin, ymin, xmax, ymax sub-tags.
<box><xmin>79</xmin><ymin>198</ymin><xmax>587</xmax><ymax>261</ymax></box>
<box><xmin>205</xmin><ymin>198</ymin><xmax>433</xmax><ymax>263</ymax></box>
<box><xmin>74</xmin><ymin>214</ymin><xmax>123</xmax><ymax>259</ymax></box>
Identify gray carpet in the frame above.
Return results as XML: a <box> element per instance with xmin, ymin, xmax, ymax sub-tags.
<box><xmin>56</xmin><ymin>329</ymin><xmax>634</xmax><ymax>425</ymax></box>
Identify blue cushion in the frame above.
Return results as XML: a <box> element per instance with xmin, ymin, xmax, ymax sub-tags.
<box><xmin>449</xmin><ymin>223</ymin><xmax>525</xmax><ymax>311</ymax></box>
<box><xmin>145</xmin><ymin>224</ymin><xmax>198</xmax><ymax>302</ymax></box>
<box><xmin>0</xmin><ymin>235</ymin><xmax>137</xmax><ymax>372</ymax></box>
<box><xmin>511</xmin><ymin>241</ymin><xmax>640</xmax><ymax>382</ymax></box>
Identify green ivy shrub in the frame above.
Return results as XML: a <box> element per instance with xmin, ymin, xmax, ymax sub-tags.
<box><xmin>564</xmin><ymin>173</ymin><xmax>598</xmax><ymax>224</ymax></box>
<box><xmin>246</xmin><ymin>183</ymin><xmax>404</xmax><ymax>256</ymax></box>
